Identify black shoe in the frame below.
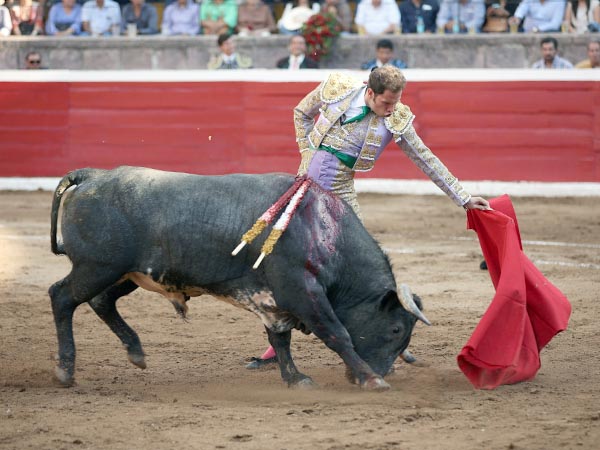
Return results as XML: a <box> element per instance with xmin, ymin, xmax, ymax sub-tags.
<box><xmin>480</xmin><ymin>260</ymin><xmax>488</xmax><ymax>270</ymax></box>
<box><xmin>245</xmin><ymin>356</ymin><xmax>278</xmax><ymax>370</ymax></box>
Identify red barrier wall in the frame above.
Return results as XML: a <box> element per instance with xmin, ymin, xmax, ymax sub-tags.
<box><xmin>1</xmin><ymin>78</ymin><xmax>599</xmax><ymax>181</ymax></box>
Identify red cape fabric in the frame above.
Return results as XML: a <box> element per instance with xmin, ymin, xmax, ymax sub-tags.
<box><xmin>457</xmin><ymin>195</ymin><xmax>571</xmax><ymax>389</ymax></box>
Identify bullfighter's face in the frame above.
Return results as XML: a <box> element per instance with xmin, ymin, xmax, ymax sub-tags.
<box><xmin>365</xmin><ymin>88</ymin><xmax>402</xmax><ymax>118</ymax></box>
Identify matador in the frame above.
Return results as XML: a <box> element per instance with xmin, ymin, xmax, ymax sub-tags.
<box><xmin>247</xmin><ymin>66</ymin><xmax>490</xmax><ymax>369</ymax></box>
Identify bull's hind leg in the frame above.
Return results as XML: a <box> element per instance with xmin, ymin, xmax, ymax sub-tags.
<box><xmin>87</xmin><ymin>280</ymin><xmax>146</xmax><ymax>369</ymax></box>
<box><xmin>49</xmin><ymin>267</ymin><xmax>124</xmax><ymax>387</ymax></box>
<box><xmin>265</xmin><ymin>328</ymin><xmax>316</xmax><ymax>389</ymax></box>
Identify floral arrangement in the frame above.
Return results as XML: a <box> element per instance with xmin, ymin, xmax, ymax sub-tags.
<box><xmin>301</xmin><ymin>12</ymin><xmax>342</xmax><ymax>62</ymax></box>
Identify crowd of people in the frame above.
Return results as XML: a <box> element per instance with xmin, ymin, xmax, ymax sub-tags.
<box><xmin>20</xmin><ymin>31</ymin><xmax>600</xmax><ymax>69</ymax></box>
<box><xmin>1</xmin><ymin>0</ymin><xmax>599</xmax><ymax>38</ymax></box>
<box><xmin>6</xmin><ymin>0</ymin><xmax>598</xmax><ymax>70</ymax></box>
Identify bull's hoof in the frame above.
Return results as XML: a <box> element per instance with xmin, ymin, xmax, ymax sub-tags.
<box><xmin>128</xmin><ymin>353</ymin><xmax>147</xmax><ymax>370</ymax></box>
<box><xmin>245</xmin><ymin>356</ymin><xmax>277</xmax><ymax>370</ymax></box>
<box><xmin>361</xmin><ymin>376</ymin><xmax>391</xmax><ymax>391</ymax></box>
<box><xmin>401</xmin><ymin>350</ymin><xmax>417</xmax><ymax>364</ymax></box>
<box><xmin>289</xmin><ymin>377</ymin><xmax>317</xmax><ymax>390</ymax></box>
<box><xmin>54</xmin><ymin>366</ymin><xmax>75</xmax><ymax>387</ymax></box>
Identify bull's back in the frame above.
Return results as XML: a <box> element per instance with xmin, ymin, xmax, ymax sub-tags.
<box><xmin>60</xmin><ymin>167</ymin><xmax>296</xmax><ymax>280</ymax></box>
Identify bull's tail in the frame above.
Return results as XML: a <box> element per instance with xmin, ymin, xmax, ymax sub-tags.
<box><xmin>50</xmin><ymin>168</ymin><xmax>100</xmax><ymax>255</ymax></box>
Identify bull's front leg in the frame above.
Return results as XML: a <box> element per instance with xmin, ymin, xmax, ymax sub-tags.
<box><xmin>265</xmin><ymin>327</ymin><xmax>316</xmax><ymax>388</ymax></box>
<box><xmin>312</xmin><ymin>321</ymin><xmax>390</xmax><ymax>391</ymax></box>
<box><xmin>273</xmin><ymin>280</ymin><xmax>389</xmax><ymax>391</ymax></box>
<box><xmin>275</xmin><ymin>294</ymin><xmax>390</xmax><ymax>391</ymax></box>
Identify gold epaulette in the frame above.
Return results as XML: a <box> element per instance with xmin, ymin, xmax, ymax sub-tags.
<box><xmin>237</xmin><ymin>54</ymin><xmax>253</xmax><ymax>69</ymax></box>
<box><xmin>207</xmin><ymin>55</ymin><xmax>222</xmax><ymax>70</ymax></box>
<box><xmin>384</xmin><ymin>103</ymin><xmax>415</xmax><ymax>136</ymax></box>
<box><xmin>320</xmin><ymin>72</ymin><xmax>364</xmax><ymax>104</ymax></box>
<box><xmin>206</xmin><ymin>54</ymin><xmax>253</xmax><ymax>70</ymax></box>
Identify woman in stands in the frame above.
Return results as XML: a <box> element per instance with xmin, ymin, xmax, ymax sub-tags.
<box><xmin>236</xmin><ymin>0</ymin><xmax>276</xmax><ymax>36</ymax></box>
<box><xmin>563</xmin><ymin>0</ymin><xmax>600</xmax><ymax>33</ymax></box>
<box><xmin>9</xmin><ymin>0</ymin><xmax>44</xmax><ymax>35</ymax></box>
<box><xmin>200</xmin><ymin>0</ymin><xmax>238</xmax><ymax>35</ymax></box>
<box><xmin>278</xmin><ymin>0</ymin><xmax>320</xmax><ymax>35</ymax></box>
<box><xmin>46</xmin><ymin>0</ymin><xmax>82</xmax><ymax>36</ymax></box>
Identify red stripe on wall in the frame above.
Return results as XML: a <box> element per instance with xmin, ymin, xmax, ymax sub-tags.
<box><xmin>0</xmin><ymin>80</ymin><xmax>598</xmax><ymax>181</ymax></box>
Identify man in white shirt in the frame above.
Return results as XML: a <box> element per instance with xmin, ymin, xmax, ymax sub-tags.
<box><xmin>276</xmin><ymin>35</ymin><xmax>319</xmax><ymax>70</ymax></box>
<box><xmin>81</xmin><ymin>0</ymin><xmax>121</xmax><ymax>36</ymax></box>
<box><xmin>508</xmin><ymin>0</ymin><xmax>566</xmax><ymax>33</ymax></box>
<box><xmin>531</xmin><ymin>37</ymin><xmax>573</xmax><ymax>69</ymax></box>
<box><xmin>355</xmin><ymin>0</ymin><xmax>401</xmax><ymax>35</ymax></box>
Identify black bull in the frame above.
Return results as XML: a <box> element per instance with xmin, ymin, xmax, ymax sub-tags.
<box><xmin>49</xmin><ymin>166</ymin><xmax>428</xmax><ymax>391</ymax></box>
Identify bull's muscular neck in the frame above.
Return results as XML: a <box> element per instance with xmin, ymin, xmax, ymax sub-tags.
<box><xmin>307</xmin><ymin>208</ymin><xmax>396</xmax><ymax>312</ymax></box>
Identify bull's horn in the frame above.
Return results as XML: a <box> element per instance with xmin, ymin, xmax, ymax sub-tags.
<box><xmin>399</xmin><ymin>284</ymin><xmax>431</xmax><ymax>326</ymax></box>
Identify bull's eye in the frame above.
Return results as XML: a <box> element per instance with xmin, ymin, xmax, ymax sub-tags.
<box><xmin>392</xmin><ymin>327</ymin><xmax>400</xmax><ymax>334</ymax></box>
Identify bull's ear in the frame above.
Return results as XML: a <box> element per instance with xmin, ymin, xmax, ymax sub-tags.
<box><xmin>379</xmin><ymin>290</ymin><xmax>399</xmax><ymax>313</ymax></box>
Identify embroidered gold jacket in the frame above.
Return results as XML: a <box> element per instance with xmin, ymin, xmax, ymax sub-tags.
<box><xmin>293</xmin><ymin>72</ymin><xmax>470</xmax><ymax>206</ymax></box>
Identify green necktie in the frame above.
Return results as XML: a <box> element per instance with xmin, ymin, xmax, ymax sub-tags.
<box><xmin>342</xmin><ymin>106</ymin><xmax>371</xmax><ymax>125</ymax></box>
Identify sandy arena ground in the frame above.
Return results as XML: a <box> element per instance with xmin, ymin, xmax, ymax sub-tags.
<box><xmin>1</xmin><ymin>190</ymin><xmax>599</xmax><ymax>450</ymax></box>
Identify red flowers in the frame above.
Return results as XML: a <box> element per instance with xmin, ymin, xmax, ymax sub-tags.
<box><xmin>301</xmin><ymin>12</ymin><xmax>342</xmax><ymax>61</ymax></box>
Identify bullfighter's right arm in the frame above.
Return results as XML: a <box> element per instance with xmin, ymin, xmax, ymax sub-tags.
<box><xmin>294</xmin><ymin>81</ymin><xmax>324</xmax><ymax>175</ymax></box>
<box><xmin>385</xmin><ymin>104</ymin><xmax>471</xmax><ymax>207</ymax></box>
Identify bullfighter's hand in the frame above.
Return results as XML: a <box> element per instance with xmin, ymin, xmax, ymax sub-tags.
<box><xmin>464</xmin><ymin>196</ymin><xmax>492</xmax><ymax>211</ymax></box>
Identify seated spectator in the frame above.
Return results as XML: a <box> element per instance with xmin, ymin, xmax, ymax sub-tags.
<box><xmin>161</xmin><ymin>0</ymin><xmax>200</xmax><ymax>35</ymax></box>
<box><xmin>121</xmin><ymin>0</ymin><xmax>158</xmax><ymax>35</ymax></box>
<box><xmin>437</xmin><ymin>0</ymin><xmax>486</xmax><ymax>33</ymax></box>
<box><xmin>564</xmin><ymin>0</ymin><xmax>600</xmax><ymax>33</ymax></box>
<box><xmin>207</xmin><ymin>32</ymin><xmax>253</xmax><ymax>69</ymax></box>
<box><xmin>320</xmin><ymin>0</ymin><xmax>352</xmax><ymax>33</ymax></box>
<box><xmin>361</xmin><ymin>38</ymin><xmax>407</xmax><ymax>69</ymax></box>
<box><xmin>277</xmin><ymin>0</ymin><xmax>319</xmax><ymax>35</ymax></box>
<box><xmin>532</xmin><ymin>36</ymin><xmax>573</xmax><ymax>68</ymax></box>
<box><xmin>201</xmin><ymin>0</ymin><xmax>238</xmax><ymax>35</ymax></box>
<box><xmin>575</xmin><ymin>39</ymin><xmax>600</xmax><ymax>67</ymax></box>
<box><xmin>81</xmin><ymin>0</ymin><xmax>121</xmax><ymax>36</ymax></box>
<box><xmin>400</xmin><ymin>0</ymin><xmax>439</xmax><ymax>33</ymax></box>
<box><xmin>10</xmin><ymin>0</ymin><xmax>44</xmax><ymax>35</ymax></box>
<box><xmin>46</xmin><ymin>0</ymin><xmax>82</xmax><ymax>36</ymax></box>
<box><xmin>482</xmin><ymin>0</ymin><xmax>511</xmax><ymax>32</ymax></box>
<box><xmin>236</xmin><ymin>0</ymin><xmax>276</xmax><ymax>36</ymax></box>
<box><xmin>24</xmin><ymin>50</ymin><xmax>44</xmax><ymax>69</ymax></box>
<box><xmin>1</xmin><ymin>0</ymin><xmax>13</xmax><ymax>36</ymax></box>
<box><xmin>276</xmin><ymin>34</ymin><xmax>319</xmax><ymax>68</ymax></box>
<box><xmin>509</xmin><ymin>0</ymin><xmax>566</xmax><ymax>33</ymax></box>
<box><xmin>355</xmin><ymin>0</ymin><xmax>401</xmax><ymax>35</ymax></box>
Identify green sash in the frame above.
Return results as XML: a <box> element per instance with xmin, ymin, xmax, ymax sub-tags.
<box><xmin>317</xmin><ymin>106</ymin><xmax>371</xmax><ymax>169</ymax></box>
<box><xmin>319</xmin><ymin>145</ymin><xmax>357</xmax><ymax>169</ymax></box>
